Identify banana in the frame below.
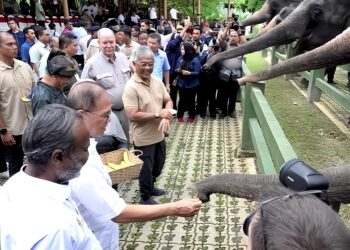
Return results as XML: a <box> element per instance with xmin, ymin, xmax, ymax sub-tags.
<box><xmin>123</xmin><ymin>151</ymin><xmax>132</xmax><ymax>165</ymax></box>
<box><xmin>120</xmin><ymin>161</ymin><xmax>128</xmax><ymax>168</ymax></box>
<box><xmin>107</xmin><ymin>162</ymin><xmax>121</xmax><ymax>170</ymax></box>
<box><xmin>105</xmin><ymin>164</ymin><xmax>115</xmax><ymax>171</ymax></box>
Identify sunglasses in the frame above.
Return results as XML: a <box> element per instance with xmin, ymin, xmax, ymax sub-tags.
<box><xmin>243</xmin><ymin>190</ymin><xmax>325</xmax><ymax>237</ymax></box>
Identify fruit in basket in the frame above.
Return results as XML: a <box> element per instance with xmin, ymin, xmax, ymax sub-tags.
<box><xmin>123</xmin><ymin>152</ymin><xmax>132</xmax><ymax>165</ymax></box>
<box><xmin>107</xmin><ymin>162</ymin><xmax>122</xmax><ymax>170</ymax></box>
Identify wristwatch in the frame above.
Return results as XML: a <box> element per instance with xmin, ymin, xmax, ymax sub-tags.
<box><xmin>154</xmin><ymin>113</ymin><xmax>160</xmax><ymax>119</ymax></box>
<box><xmin>0</xmin><ymin>128</ymin><xmax>7</xmax><ymax>135</ymax></box>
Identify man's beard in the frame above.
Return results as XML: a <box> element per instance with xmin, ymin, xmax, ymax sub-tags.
<box><xmin>57</xmin><ymin>154</ymin><xmax>86</xmax><ymax>183</ymax></box>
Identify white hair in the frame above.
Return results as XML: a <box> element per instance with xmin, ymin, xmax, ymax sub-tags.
<box><xmin>97</xmin><ymin>28</ymin><xmax>114</xmax><ymax>39</ymax></box>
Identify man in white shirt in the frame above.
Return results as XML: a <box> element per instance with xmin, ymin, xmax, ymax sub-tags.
<box><xmin>169</xmin><ymin>6</ymin><xmax>180</xmax><ymax>25</ymax></box>
<box><xmin>29</xmin><ymin>27</ymin><xmax>50</xmax><ymax>78</ymax></box>
<box><xmin>67</xmin><ymin>80</ymin><xmax>202</xmax><ymax>250</ymax></box>
<box><xmin>148</xmin><ymin>5</ymin><xmax>158</xmax><ymax>28</ymax></box>
<box><xmin>0</xmin><ymin>104</ymin><xmax>102</xmax><ymax>249</ymax></box>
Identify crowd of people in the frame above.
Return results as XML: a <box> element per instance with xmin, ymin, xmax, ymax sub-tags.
<box><xmin>1</xmin><ymin>4</ymin><xmax>350</xmax><ymax>250</ymax></box>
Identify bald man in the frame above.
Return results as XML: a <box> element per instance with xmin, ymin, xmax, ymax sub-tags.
<box><xmin>0</xmin><ymin>32</ymin><xmax>35</xmax><ymax>177</ymax></box>
<box><xmin>81</xmin><ymin>28</ymin><xmax>131</xmax><ymax>144</ymax></box>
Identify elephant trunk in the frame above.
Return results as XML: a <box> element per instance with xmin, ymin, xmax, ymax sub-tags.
<box><xmin>242</xmin><ymin>28</ymin><xmax>350</xmax><ymax>84</ymax></box>
<box><xmin>193</xmin><ymin>173</ymin><xmax>279</xmax><ymax>202</ymax></box>
<box><xmin>206</xmin><ymin>5</ymin><xmax>310</xmax><ymax>67</ymax></box>
<box><xmin>194</xmin><ymin>166</ymin><xmax>350</xmax><ymax>207</ymax></box>
<box><xmin>241</xmin><ymin>1</ymin><xmax>271</xmax><ymax>27</ymax></box>
<box><xmin>255</xmin><ymin>15</ymin><xmax>280</xmax><ymax>37</ymax></box>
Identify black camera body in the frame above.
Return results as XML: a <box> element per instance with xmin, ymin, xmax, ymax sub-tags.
<box><xmin>279</xmin><ymin>159</ymin><xmax>329</xmax><ymax>191</ymax></box>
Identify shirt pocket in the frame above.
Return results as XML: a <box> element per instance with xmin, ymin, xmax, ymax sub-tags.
<box><xmin>121</xmin><ymin>68</ymin><xmax>131</xmax><ymax>83</ymax></box>
<box><xmin>96</xmin><ymin>72</ymin><xmax>114</xmax><ymax>89</ymax></box>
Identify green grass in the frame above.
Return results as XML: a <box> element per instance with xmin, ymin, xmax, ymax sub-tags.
<box><xmin>245</xmin><ymin>52</ymin><xmax>350</xmax><ymax>226</ymax></box>
<box><xmin>246</xmin><ymin>52</ymin><xmax>350</xmax><ymax>169</ymax></box>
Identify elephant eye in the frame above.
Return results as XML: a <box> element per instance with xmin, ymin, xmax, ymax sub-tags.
<box><xmin>312</xmin><ymin>7</ymin><xmax>322</xmax><ymax>16</ymax></box>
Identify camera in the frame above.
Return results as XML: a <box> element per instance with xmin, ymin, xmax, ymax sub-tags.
<box><xmin>279</xmin><ymin>159</ymin><xmax>329</xmax><ymax>191</ymax></box>
<box><xmin>231</xmin><ymin>14</ymin><xmax>240</xmax><ymax>31</ymax></box>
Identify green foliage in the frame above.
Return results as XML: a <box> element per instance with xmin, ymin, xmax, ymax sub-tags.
<box><xmin>166</xmin><ymin>0</ymin><xmax>265</xmax><ymax>21</ymax></box>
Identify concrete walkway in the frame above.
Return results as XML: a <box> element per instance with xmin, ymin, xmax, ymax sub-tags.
<box><xmin>117</xmin><ymin>105</ymin><xmax>256</xmax><ymax>249</ymax></box>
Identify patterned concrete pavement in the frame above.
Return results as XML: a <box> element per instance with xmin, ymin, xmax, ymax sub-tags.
<box><xmin>0</xmin><ymin>105</ymin><xmax>257</xmax><ymax>250</ymax></box>
<box><xmin>117</xmin><ymin>105</ymin><xmax>257</xmax><ymax>250</ymax></box>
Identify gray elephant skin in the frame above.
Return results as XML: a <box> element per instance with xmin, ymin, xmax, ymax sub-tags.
<box><xmin>205</xmin><ymin>0</ymin><xmax>350</xmax><ymax>69</ymax></box>
<box><xmin>239</xmin><ymin>28</ymin><xmax>350</xmax><ymax>84</ymax></box>
<box><xmin>193</xmin><ymin>165</ymin><xmax>350</xmax><ymax>211</ymax></box>
<box><xmin>241</xmin><ymin>0</ymin><xmax>302</xmax><ymax>28</ymax></box>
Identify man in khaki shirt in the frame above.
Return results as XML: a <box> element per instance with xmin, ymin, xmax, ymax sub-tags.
<box><xmin>123</xmin><ymin>46</ymin><xmax>173</xmax><ymax>205</ymax></box>
<box><xmin>0</xmin><ymin>32</ymin><xmax>35</xmax><ymax>177</ymax></box>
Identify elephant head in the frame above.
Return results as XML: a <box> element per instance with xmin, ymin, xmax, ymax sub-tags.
<box><xmin>238</xmin><ymin>28</ymin><xmax>350</xmax><ymax>84</ymax></box>
<box><xmin>204</xmin><ymin>0</ymin><xmax>350</xmax><ymax>69</ymax></box>
<box><xmin>193</xmin><ymin>165</ymin><xmax>350</xmax><ymax>211</ymax></box>
<box><xmin>241</xmin><ymin>0</ymin><xmax>302</xmax><ymax>27</ymax></box>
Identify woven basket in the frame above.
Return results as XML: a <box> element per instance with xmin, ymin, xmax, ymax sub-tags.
<box><xmin>100</xmin><ymin>148</ymin><xmax>143</xmax><ymax>185</ymax></box>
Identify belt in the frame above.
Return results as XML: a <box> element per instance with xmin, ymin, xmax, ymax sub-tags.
<box><xmin>113</xmin><ymin>107</ymin><xmax>124</xmax><ymax>111</ymax></box>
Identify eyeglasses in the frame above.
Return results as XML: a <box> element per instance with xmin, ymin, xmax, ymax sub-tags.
<box><xmin>135</xmin><ymin>61</ymin><xmax>154</xmax><ymax>68</ymax></box>
<box><xmin>243</xmin><ymin>190</ymin><xmax>325</xmax><ymax>242</ymax></box>
<box><xmin>85</xmin><ymin>110</ymin><xmax>112</xmax><ymax>120</ymax></box>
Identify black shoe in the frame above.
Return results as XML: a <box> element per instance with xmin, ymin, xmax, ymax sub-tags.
<box><xmin>327</xmin><ymin>80</ymin><xmax>337</xmax><ymax>84</ymax></box>
<box><xmin>210</xmin><ymin>113</ymin><xmax>216</xmax><ymax>119</ymax></box>
<box><xmin>228</xmin><ymin>112</ymin><xmax>236</xmax><ymax>118</ymax></box>
<box><xmin>151</xmin><ymin>187</ymin><xmax>166</xmax><ymax>196</ymax></box>
<box><xmin>139</xmin><ymin>198</ymin><xmax>159</xmax><ymax>205</ymax></box>
<box><xmin>200</xmin><ymin>114</ymin><xmax>206</xmax><ymax>119</ymax></box>
<box><xmin>218</xmin><ymin>114</ymin><xmax>226</xmax><ymax>119</ymax></box>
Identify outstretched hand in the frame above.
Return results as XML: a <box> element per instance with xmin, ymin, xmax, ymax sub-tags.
<box><xmin>173</xmin><ymin>198</ymin><xmax>202</xmax><ymax>217</ymax></box>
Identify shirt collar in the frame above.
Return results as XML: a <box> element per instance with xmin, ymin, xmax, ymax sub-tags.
<box><xmin>36</xmin><ymin>40</ymin><xmax>48</xmax><ymax>48</ymax></box>
<box><xmin>0</xmin><ymin>59</ymin><xmax>22</xmax><ymax>71</ymax></box>
<box><xmin>100</xmin><ymin>51</ymin><xmax>116</xmax><ymax>63</ymax></box>
<box><xmin>133</xmin><ymin>73</ymin><xmax>153</xmax><ymax>87</ymax></box>
<box><xmin>18</xmin><ymin>166</ymin><xmax>72</xmax><ymax>204</ymax></box>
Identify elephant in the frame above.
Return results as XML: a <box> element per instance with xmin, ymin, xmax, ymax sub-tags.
<box><xmin>238</xmin><ymin>28</ymin><xmax>350</xmax><ymax>84</ymax></box>
<box><xmin>204</xmin><ymin>0</ymin><xmax>350</xmax><ymax>69</ymax></box>
<box><xmin>242</xmin><ymin>0</ymin><xmax>302</xmax><ymax>36</ymax></box>
<box><xmin>241</xmin><ymin>0</ymin><xmax>302</xmax><ymax>27</ymax></box>
<box><xmin>193</xmin><ymin>165</ymin><xmax>350</xmax><ymax>211</ymax></box>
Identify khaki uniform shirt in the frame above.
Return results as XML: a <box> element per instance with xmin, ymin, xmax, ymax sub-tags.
<box><xmin>0</xmin><ymin>59</ymin><xmax>35</xmax><ymax>135</ymax></box>
<box><xmin>82</xmin><ymin>51</ymin><xmax>131</xmax><ymax>110</ymax></box>
<box><xmin>120</xmin><ymin>41</ymin><xmax>140</xmax><ymax>59</ymax></box>
<box><xmin>122</xmin><ymin>74</ymin><xmax>170</xmax><ymax>146</ymax></box>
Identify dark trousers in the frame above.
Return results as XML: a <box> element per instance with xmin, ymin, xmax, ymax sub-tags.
<box><xmin>95</xmin><ymin>135</ymin><xmax>128</xmax><ymax>154</ymax></box>
<box><xmin>134</xmin><ymin>140</ymin><xmax>166</xmax><ymax>200</ymax></box>
<box><xmin>37</xmin><ymin>21</ymin><xmax>46</xmax><ymax>27</ymax></box>
<box><xmin>169</xmin><ymin>74</ymin><xmax>178</xmax><ymax>110</ymax></box>
<box><xmin>325</xmin><ymin>67</ymin><xmax>336</xmax><ymax>83</ymax></box>
<box><xmin>219</xmin><ymin>79</ymin><xmax>240</xmax><ymax>115</ymax></box>
<box><xmin>196</xmin><ymin>73</ymin><xmax>217</xmax><ymax>116</ymax></box>
<box><xmin>178</xmin><ymin>86</ymin><xmax>197</xmax><ymax>118</ymax></box>
<box><xmin>0</xmin><ymin>141</ymin><xmax>7</xmax><ymax>173</ymax></box>
<box><xmin>1</xmin><ymin>135</ymin><xmax>24</xmax><ymax>176</ymax></box>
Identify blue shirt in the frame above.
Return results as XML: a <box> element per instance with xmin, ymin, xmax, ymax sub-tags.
<box><xmin>152</xmin><ymin>49</ymin><xmax>170</xmax><ymax>81</ymax></box>
<box><xmin>20</xmin><ymin>40</ymin><xmax>34</xmax><ymax>65</ymax></box>
<box><xmin>8</xmin><ymin>30</ymin><xmax>25</xmax><ymax>60</ymax></box>
<box><xmin>175</xmin><ymin>56</ymin><xmax>202</xmax><ymax>88</ymax></box>
<box><xmin>165</xmin><ymin>34</ymin><xmax>183</xmax><ymax>75</ymax></box>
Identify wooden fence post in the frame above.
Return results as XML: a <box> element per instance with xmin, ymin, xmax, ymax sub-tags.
<box><xmin>307</xmin><ymin>69</ymin><xmax>325</xmax><ymax>103</ymax></box>
<box><xmin>241</xmin><ymin>83</ymin><xmax>266</xmax><ymax>152</ymax></box>
<box><xmin>270</xmin><ymin>46</ymin><xmax>278</xmax><ymax>65</ymax></box>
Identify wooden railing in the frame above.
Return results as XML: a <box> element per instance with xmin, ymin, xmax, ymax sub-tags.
<box><xmin>240</xmin><ymin>61</ymin><xmax>298</xmax><ymax>174</ymax></box>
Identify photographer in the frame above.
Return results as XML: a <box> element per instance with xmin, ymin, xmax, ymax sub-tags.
<box><xmin>217</xmin><ymin>21</ymin><xmax>245</xmax><ymax>119</ymax></box>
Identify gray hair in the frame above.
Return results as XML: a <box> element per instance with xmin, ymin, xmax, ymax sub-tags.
<box><xmin>133</xmin><ymin>45</ymin><xmax>154</xmax><ymax>61</ymax></box>
<box><xmin>97</xmin><ymin>27</ymin><xmax>114</xmax><ymax>40</ymax></box>
<box><xmin>22</xmin><ymin>104</ymin><xmax>80</xmax><ymax>167</ymax></box>
<box><xmin>250</xmin><ymin>185</ymin><xmax>350</xmax><ymax>249</ymax></box>
<box><xmin>67</xmin><ymin>80</ymin><xmax>107</xmax><ymax>111</ymax></box>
